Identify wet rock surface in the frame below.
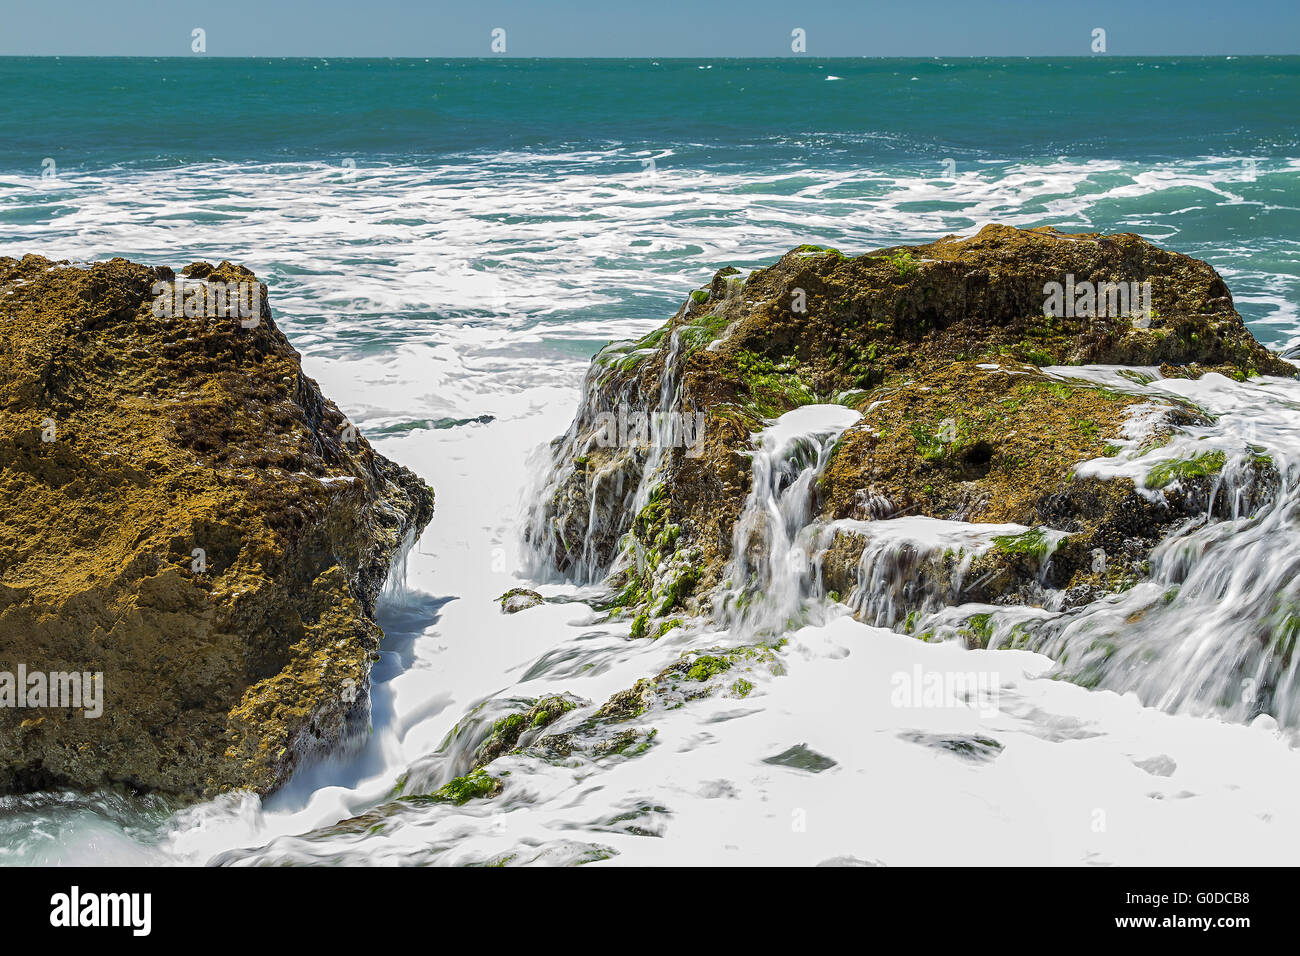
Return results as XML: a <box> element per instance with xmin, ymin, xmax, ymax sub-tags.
<box><xmin>0</xmin><ymin>255</ymin><xmax>434</xmax><ymax>799</ymax></box>
<box><xmin>498</xmin><ymin>587</ymin><xmax>543</xmax><ymax>614</ymax></box>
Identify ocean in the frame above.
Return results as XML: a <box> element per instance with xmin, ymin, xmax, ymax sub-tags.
<box><xmin>1</xmin><ymin>56</ymin><xmax>1299</xmax><ymax>865</ymax></box>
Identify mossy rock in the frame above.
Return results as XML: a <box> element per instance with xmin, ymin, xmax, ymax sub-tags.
<box><xmin>474</xmin><ymin>694</ymin><xmax>580</xmax><ymax>767</ymax></box>
<box><xmin>529</xmin><ymin>224</ymin><xmax>1291</xmax><ymax>628</ymax></box>
<box><xmin>420</xmin><ymin>768</ymin><xmax>503</xmax><ymax>806</ymax></box>
<box><xmin>499</xmin><ymin>587</ymin><xmax>544</xmax><ymax>614</ymax></box>
<box><xmin>1145</xmin><ymin>451</ymin><xmax>1226</xmax><ymax>489</ymax></box>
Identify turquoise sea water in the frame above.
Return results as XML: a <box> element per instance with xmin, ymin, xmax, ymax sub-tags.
<box><xmin>3</xmin><ymin>56</ymin><xmax>1300</xmax><ymax>164</ymax></box>
<box><xmin>2</xmin><ymin>57</ymin><xmax>1300</xmax><ymax>865</ymax></box>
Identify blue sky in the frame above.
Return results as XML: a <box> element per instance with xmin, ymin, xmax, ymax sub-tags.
<box><xmin>1</xmin><ymin>0</ymin><xmax>1297</xmax><ymax>57</ymax></box>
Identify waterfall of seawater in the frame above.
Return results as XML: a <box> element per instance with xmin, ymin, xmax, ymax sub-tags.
<box><xmin>1027</xmin><ymin>454</ymin><xmax>1300</xmax><ymax>725</ymax></box>
<box><xmin>379</xmin><ymin>525</ymin><xmax>417</xmax><ymax>606</ymax></box>
<box><xmin>715</xmin><ymin>404</ymin><xmax>862</xmax><ymax>637</ymax></box>
<box><xmin>708</xmin><ymin>369</ymin><xmax>1300</xmax><ymax>731</ymax></box>
<box><xmin>525</xmin><ymin>359</ymin><xmax>1300</xmax><ymax>734</ymax></box>
<box><xmin>522</xmin><ymin>328</ymin><xmax>686</xmax><ymax>586</ymax></box>
<box><xmin>629</xmin><ymin>327</ymin><xmax>685</xmax><ymax>519</ymax></box>
<box><xmin>849</xmin><ymin>368</ymin><xmax>1300</xmax><ymax>730</ymax></box>
<box><xmin>810</xmin><ymin>516</ymin><xmax>1053</xmax><ymax>629</ymax></box>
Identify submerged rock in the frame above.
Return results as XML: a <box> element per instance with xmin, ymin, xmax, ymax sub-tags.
<box><xmin>0</xmin><ymin>255</ymin><xmax>434</xmax><ymax>799</ymax></box>
<box><xmin>472</xmin><ymin>694</ymin><xmax>578</xmax><ymax>766</ymax></box>
<box><xmin>498</xmin><ymin>587</ymin><xmax>543</xmax><ymax>614</ymax></box>
<box><xmin>763</xmin><ymin>743</ymin><xmax>838</xmax><ymax>773</ymax></box>
<box><xmin>526</xmin><ymin>225</ymin><xmax>1292</xmax><ymax>634</ymax></box>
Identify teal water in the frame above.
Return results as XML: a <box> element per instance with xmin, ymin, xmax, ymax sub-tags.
<box><xmin>3</xmin><ymin>56</ymin><xmax>1300</xmax><ymax>166</ymax></box>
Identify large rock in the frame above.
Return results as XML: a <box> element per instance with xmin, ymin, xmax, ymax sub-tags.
<box><xmin>0</xmin><ymin>255</ymin><xmax>434</xmax><ymax>798</ymax></box>
<box><xmin>526</xmin><ymin>225</ymin><xmax>1291</xmax><ymax>634</ymax></box>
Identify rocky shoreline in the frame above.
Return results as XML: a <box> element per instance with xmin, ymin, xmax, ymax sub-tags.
<box><xmin>2</xmin><ymin>226</ymin><xmax>1292</xmax><ymax>811</ymax></box>
<box><xmin>0</xmin><ymin>256</ymin><xmax>434</xmax><ymax>799</ymax></box>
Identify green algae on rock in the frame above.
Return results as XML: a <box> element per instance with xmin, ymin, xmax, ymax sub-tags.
<box><xmin>422</xmin><ymin>768</ymin><xmax>503</xmax><ymax>806</ymax></box>
<box><xmin>0</xmin><ymin>255</ymin><xmax>434</xmax><ymax>799</ymax></box>
<box><xmin>498</xmin><ymin>587</ymin><xmax>543</xmax><ymax>614</ymax></box>
<box><xmin>473</xmin><ymin>694</ymin><xmax>578</xmax><ymax>767</ymax></box>
<box><xmin>526</xmin><ymin>225</ymin><xmax>1293</xmax><ymax>633</ymax></box>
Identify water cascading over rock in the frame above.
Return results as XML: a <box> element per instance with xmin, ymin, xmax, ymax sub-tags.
<box><xmin>524</xmin><ymin>224</ymin><xmax>1300</xmax><ymax>724</ymax></box>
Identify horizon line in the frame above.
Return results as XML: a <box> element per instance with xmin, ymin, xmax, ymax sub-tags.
<box><xmin>2</xmin><ymin>53</ymin><xmax>1298</xmax><ymax>60</ymax></box>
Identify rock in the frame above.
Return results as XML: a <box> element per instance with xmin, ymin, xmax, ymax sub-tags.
<box><xmin>526</xmin><ymin>225</ymin><xmax>1292</xmax><ymax>631</ymax></box>
<box><xmin>498</xmin><ymin>587</ymin><xmax>543</xmax><ymax>614</ymax></box>
<box><xmin>762</xmin><ymin>743</ymin><xmax>838</xmax><ymax>772</ymax></box>
<box><xmin>594</xmin><ymin>644</ymin><xmax>781</xmax><ymax>723</ymax></box>
<box><xmin>898</xmin><ymin>731</ymin><xmax>1004</xmax><ymax>764</ymax></box>
<box><xmin>412</xmin><ymin>768</ymin><xmax>502</xmax><ymax>806</ymax></box>
<box><xmin>593</xmin><ymin>678</ymin><xmax>658</xmax><ymax>721</ymax></box>
<box><xmin>0</xmin><ymin>255</ymin><xmax>434</xmax><ymax>799</ymax></box>
<box><xmin>472</xmin><ymin>694</ymin><xmax>577</xmax><ymax>766</ymax></box>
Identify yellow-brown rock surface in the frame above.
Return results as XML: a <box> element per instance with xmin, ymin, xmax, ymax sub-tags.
<box><xmin>0</xmin><ymin>255</ymin><xmax>433</xmax><ymax>798</ymax></box>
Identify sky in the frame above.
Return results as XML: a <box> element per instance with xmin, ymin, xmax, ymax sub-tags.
<box><xmin>0</xmin><ymin>0</ymin><xmax>1297</xmax><ymax>57</ymax></box>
